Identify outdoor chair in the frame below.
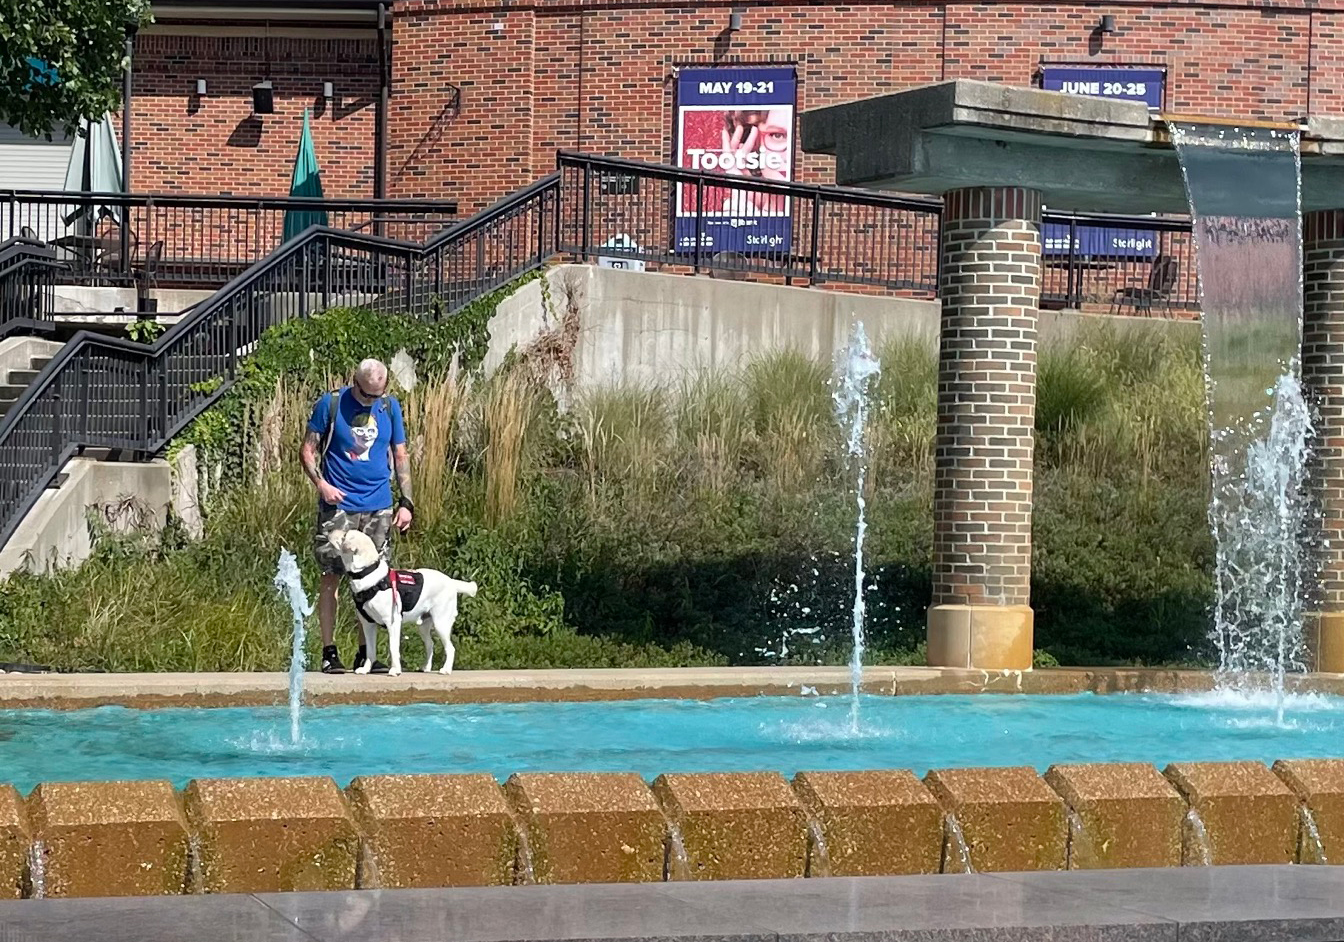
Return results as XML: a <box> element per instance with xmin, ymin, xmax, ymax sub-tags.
<box><xmin>1111</xmin><ymin>254</ymin><xmax>1180</xmax><ymax>318</ymax></box>
<box><xmin>135</xmin><ymin>240</ymin><xmax>164</xmax><ymax>313</ymax></box>
<box><xmin>18</xmin><ymin>226</ymin><xmax>37</xmax><ymax>242</ymax></box>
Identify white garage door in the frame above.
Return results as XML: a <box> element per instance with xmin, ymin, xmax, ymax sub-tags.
<box><xmin>0</xmin><ymin>123</ymin><xmax>74</xmax><ymax>242</ymax></box>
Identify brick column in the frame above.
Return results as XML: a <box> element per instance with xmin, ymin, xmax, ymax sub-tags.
<box><xmin>1303</xmin><ymin>209</ymin><xmax>1344</xmax><ymax>672</ymax></box>
<box><xmin>926</xmin><ymin>186</ymin><xmax>1041</xmax><ymax>671</ymax></box>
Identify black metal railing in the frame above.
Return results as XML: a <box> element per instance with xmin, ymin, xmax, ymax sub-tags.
<box><xmin>555</xmin><ymin>152</ymin><xmax>943</xmax><ymax>293</ymax></box>
<box><xmin>0</xmin><ymin>151</ymin><xmax>1204</xmax><ymax>552</ymax></box>
<box><xmin>1</xmin><ymin>191</ymin><xmax>459</xmax><ymax>288</ymax></box>
<box><xmin>0</xmin><ymin>239</ymin><xmax>65</xmax><ymax>334</ymax></box>
<box><xmin>0</xmin><ymin>176</ymin><xmax>556</xmax><ymax>550</ymax></box>
<box><xmin>553</xmin><ymin>152</ymin><xmax>1198</xmax><ymax>312</ymax></box>
<box><xmin>1039</xmin><ymin>211</ymin><xmax>1197</xmax><ymax>313</ymax></box>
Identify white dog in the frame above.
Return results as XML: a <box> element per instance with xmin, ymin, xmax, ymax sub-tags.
<box><xmin>327</xmin><ymin>528</ymin><xmax>478</xmax><ymax>676</ymax></box>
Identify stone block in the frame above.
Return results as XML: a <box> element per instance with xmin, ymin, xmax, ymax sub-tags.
<box><xmin>1306</xmin><ymin>611</ymin><xmax>1344</xmax><ymax>673</ymax></box>
<box><xmin>926</xmin><ymin>605</ymin><xmax>1033</xmax><ymax>670</ymax></box>
<box><xmin>505</xmin><ymin>773</ymin><xmax>665</xmax><ymax>884</ymax></box>
<box><xmin>791</xmin><ymin>771</ymin><xmax>941</xmax><ymax>876</ymax></box>
<box><xmin>924</xmin><ymin>766</ymin><xmax>1066</xmax><ymax>872</ymax></box>
<box><xmin>651</xmin><ymin>772</ymin><xmax>806</xmax><ymax>880</ymax></box>
<box><xmin>0</xmin><ymin>785</ymin><xmax>29</xmax><ymax>899</ymax></box>
<box><xmin>1044</xmin><ymin>763</ymin><xmax>1183</xmax><ymax>869</ymax></box>
<box><xmin>27</xmin><ymin>780</ymin><xmax>188</xmax><ymax>898</ymax></box>
<box><xmin>1272</xmin><ymin>759</ymin><xmax>1344</xmax><ymax>864</ymax></box>
<box><xmin>184</xmin><ymin>776</ymin><xmax>359</xmax><ymax>893</ymax></box>
<box><xmin>347</xmin><ymin>774</ymin><xmax>517</xmax><ymax>888</ymax></box>
<box><xmin>1165</xmin><ymin>762</ymin><xmax>1296</xmax><ymax>865</ymax></box>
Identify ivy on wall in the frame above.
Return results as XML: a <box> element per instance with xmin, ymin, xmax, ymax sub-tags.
<box><xmin>172</xmin><ymin>275</ymin><xmax>539</xmax><ymax>498</ymax></box>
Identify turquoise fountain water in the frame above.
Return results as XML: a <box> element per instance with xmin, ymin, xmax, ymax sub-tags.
<box><xmin>1</xmin><ymin>688</ymin><xmax>1342</xmax><ymax>791</ymax></box>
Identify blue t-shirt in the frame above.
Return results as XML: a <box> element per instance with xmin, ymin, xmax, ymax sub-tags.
<box><xmin>307</xmin><ymin>388</ymin><xmax>406</xmax><ymax>512</ymax></box>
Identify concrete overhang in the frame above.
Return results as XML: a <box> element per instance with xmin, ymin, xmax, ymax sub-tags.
<box><xmin>801</xmin><ymin>79</ymin><xmax>1344</xmax><ymax>215</ymax></box>
<box><xmin>150</xmin><ymin>0</ymin><xmax>384</xmax><ymax>24</ymax></box>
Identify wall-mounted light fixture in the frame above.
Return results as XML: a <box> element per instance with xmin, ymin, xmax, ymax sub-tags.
<box><xmin>1098</xmin><ymin>14</ymin><xmax>1116</xmax><ymax>33</ymax></box>
<box><xmin>252</xmin><ymin>80</ymin><xmax>274</xmax><ymax>115</ymax></box>
<box><xmin>195</xmin><ymin>78</ymin><xmax>207</xmax><ymax>96</ymax></box>
<box><xmin>728</xmin><ymin>8</ymin><xmax>743</xmax><ymax>30</ymax></box>
<box><xmin>323</xmin><ymin>81</ymin><xmax>334</xmax><ymax>101</ymax></box>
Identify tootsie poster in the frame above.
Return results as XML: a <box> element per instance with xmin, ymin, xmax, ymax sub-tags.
<box><xmin>674</xmin><ymin>65</ymin><xmax>797</xmax><ymax>256</ymax></box>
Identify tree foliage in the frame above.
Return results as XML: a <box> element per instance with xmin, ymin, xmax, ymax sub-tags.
<box><xmin>0</xmin><ymin>0</ymin><xmax>152</xmax><ymax>139</ymax></box>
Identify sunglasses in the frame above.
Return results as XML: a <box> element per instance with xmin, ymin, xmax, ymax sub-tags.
<box><xmin>353</xmin><ymin>379</ymin><xmax>385</xmax><ymax>401</ymax></box>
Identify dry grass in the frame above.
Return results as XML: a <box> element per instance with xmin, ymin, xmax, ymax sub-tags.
<box><xmin>403</xmin><ymin>366</ymin><xmax>472</xmax><ymax>531</ymax></box>
<box><xmin>483</xmin><ymin>367</ymin><xmax>539</xmax><ymax>525</ymax></box>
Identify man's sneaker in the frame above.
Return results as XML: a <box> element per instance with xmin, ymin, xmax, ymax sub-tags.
<box><xmin>321</xmin><ymin>645</ymin><xmax>346</xmax><ymax>674</ymax></box>
<box><xmin>353</xmin><ymin>647</ymin><xmax>389</xmax><ymax>674</ymax></box>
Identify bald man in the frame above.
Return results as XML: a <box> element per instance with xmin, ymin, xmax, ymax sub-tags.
<box><xmin>300</xmin><ymin>358</ymin><xmax>414</xmax><ymax>673</ymax></box>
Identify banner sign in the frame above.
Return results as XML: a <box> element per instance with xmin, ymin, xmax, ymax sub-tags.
<box><xmin>1040</xmin><ymin>65</ymin><xmax>1165</xmax><ymax>110</ymax></box>
<box><xmin>1039</xmin><ymin>68</ymin><xmax>1165</xmax><ymax>256</ymax></box>
<box><xmin>1041</xmin><ymin>222</ymin><xmax>1159</xmax><ymax>259</ymax></box>
<box><xmin>674</xmin><ymin>65</ymin><xmax>797</xmax><ymax>255</ymax></box>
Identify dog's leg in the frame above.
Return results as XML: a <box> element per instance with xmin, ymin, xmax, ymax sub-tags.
<box><xmin>434</xmin><ymin>597</ymin><xmax>458</xmax><ymax>675</ymax></box>
<box><xmin>354</xmin><ymin>612</ymin><xmax>378</xmax><ymax>675</ymax></box>
<box><xmin>418</xmin><ymin>619</ymin><xmax>434</xmax><ymax>673</ymax></box>
<box><xmin>388</xmin><ymin>606</ymin><xmax>403</xmax><ymax>677</ymax></box>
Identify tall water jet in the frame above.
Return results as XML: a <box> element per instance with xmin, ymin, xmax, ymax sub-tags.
<box><xmin>1171</xmin><ymin>122</ymin><xmax>1314</xmax><ymax>721</ymax></box>
<box><xmin>274</xmin><ymin>548</ymin><xmax>314</xmax><ymax>745</ymax></box>
<box><xmin>834</xmin><ymin>320</ymin><xmax>881</xmax><ymax>731</ymax></box>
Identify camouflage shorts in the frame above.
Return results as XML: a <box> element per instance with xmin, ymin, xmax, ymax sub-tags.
<box><xmin>313</xmin><ymin>505</ymin><xmax>393</xmax><ymax>575</ymax></box>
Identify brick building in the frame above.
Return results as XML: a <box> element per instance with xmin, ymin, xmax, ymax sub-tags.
<box><xmin>99</xmin><ymin>0</ymin><xmax>1334</xmax><ymax>215</ymax></box>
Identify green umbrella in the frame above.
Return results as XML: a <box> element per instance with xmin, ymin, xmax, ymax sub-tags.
<box><xmin>62</xmin><ymin>114</ymin><xmax>124</xmax><ymax>231</ymax></box>
<box><xmin>282</xmin><ymin>109</ymin><xmax>328</xmax><ymax>242</ymax></box>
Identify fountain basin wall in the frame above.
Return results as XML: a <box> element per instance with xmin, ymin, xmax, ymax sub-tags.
<box><xmin>6</xmin><ymin>759</ymin><xmax>1344</xmax><ymax>900</ymax></box>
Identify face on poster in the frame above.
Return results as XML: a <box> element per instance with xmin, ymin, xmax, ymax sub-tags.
<box><xmin>674</xmin><ymin>66</ymin><xmax>796</xmax><ymax>254</ymax></box>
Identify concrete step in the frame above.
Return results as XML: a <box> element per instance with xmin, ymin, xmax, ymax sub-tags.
<box><xmin>8</xmin><ymin>370</ymin><xmax>39</xmax><ymax>385</ymax></box>
<box><xmin>0</xmin><ymin>385</ymin><xmax>25</xmax><ymax>401</ymax></box>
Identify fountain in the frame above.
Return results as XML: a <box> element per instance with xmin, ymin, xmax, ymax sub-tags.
<box><xmin>1170</xmin><ymin>123</ymin><xmax>1316</xmax><ymax>720</ymax></box>
<box><xmin>273</xmin><ymin>548</ymin><xmax>314</xmax><ymax>745</ymax></box>
<box><xmin>833</xmin><ymin>321</ymin><xmax>881</xmax><ymax>731</ymax></box>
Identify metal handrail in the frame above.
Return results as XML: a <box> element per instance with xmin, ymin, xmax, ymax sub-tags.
<box><xmin>2</xmin><ymin>190</ymin><xmax>459</xmax><ymax>215</ymax></box>
<box><xmin>0</xmin><ymin>175</ymin><xmax>562</xmax><ymax>549</ymax></box>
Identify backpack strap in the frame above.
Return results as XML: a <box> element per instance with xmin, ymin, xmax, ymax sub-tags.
<box><xmin>319</xmin><ymin>387</ymin><xmax>345</xmax><ymax>471</ymax></box>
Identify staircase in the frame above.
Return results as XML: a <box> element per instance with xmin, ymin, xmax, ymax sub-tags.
<box><xmin>0</xmin><ymin>352</ymin><xmax>52</xmax><ymax>418</ymax></box>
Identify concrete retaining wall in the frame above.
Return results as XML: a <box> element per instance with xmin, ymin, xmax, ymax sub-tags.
<box><xmin>6</xmin><ymin>758</ymin><xmax>1342</xmax><ymax>899</ymax></box>
<box><xmin>484</xmin><ymin>265</ymin><xmax>1196</xmax><ymax>391</ymax></box>
<box><xmin>0</xmin><ymin>456</ymin><xmax>173</xmax><ymax>579</ymax></box>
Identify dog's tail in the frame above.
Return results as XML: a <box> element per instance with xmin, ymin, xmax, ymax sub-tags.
<box><xmin>458</xmin><ymin>580</ymin><xmax>478</xmax><ymax>598</ymax></box>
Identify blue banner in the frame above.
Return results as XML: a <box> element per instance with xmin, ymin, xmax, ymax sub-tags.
<box><xmin>1042</xmin><ymin>221</ymin><xmax>1159</xmax><ymax>259</ymax></box>
<box><xmin>1040</xmin><ymin>65</ymin><xmax>1165</xmax><ymax>110</ymax></box>
<box><xmin>674</xmin><ymin>66</ymin><xmax>797</xmax><ymax>256</ymax></box>
<box><xmin>1040</xmin><ymin>67</ymin><xmax>1165</xmax><ymax>257</ymax></box>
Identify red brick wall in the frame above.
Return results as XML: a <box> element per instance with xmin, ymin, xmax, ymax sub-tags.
<box><xmin>382</xmin><ymin>0</ymin><xmax>1330</xmax><ymax>214</ymax></box>
<box><xmin>131</xmin><ymin>34</ymin><xmax>379</xmax><ymax>197</ymax></box>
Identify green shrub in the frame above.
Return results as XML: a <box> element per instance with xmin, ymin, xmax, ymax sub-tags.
<box><xmin>0</xmin><ymin>312</ymin><xmax>1217</xmax><ymax>672</ymax></box>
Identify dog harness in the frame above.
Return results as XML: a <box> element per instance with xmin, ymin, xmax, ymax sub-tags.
<box><xmin>348</xmin><ymin>562</ymin><xmax>425</xmax><ymax>622</ymax></box>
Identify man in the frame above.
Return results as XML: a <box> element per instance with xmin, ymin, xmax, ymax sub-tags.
<box><xmin>300</xmin><ymin>358</ymin><xmax>414</xmax><ymax>674</ymax></box>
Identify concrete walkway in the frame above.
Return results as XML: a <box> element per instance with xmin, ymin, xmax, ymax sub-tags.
<box><xmin>1</xmin><ymin>865</ymin><xmax>1342</xmax><ymax>941</ymax></box>
<box><xmin>0</xmin><ymin>664</ymin><xmax>1264</xmax><ymax>709</ymax></box>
